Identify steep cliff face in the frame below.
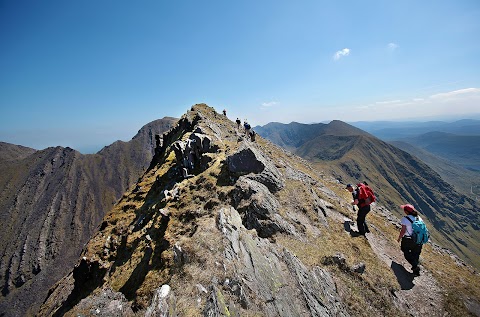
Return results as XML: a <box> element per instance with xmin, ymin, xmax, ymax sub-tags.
<box><xmin>0</xmin><ymin>118</ymin><xmax>177</xmax><ymax>316</ymax></box>
<box><xmin>37</xmin><ymin>105</ymin><xmax>480</xmax><ymax>317</ymax></box>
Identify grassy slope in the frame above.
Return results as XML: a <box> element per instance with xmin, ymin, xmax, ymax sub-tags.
<box><xmin>257</xmin><ymin>122</ymin><xmax>480</xmax><ymax>269</ymax></box>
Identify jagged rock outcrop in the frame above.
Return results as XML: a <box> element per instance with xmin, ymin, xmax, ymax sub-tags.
<box><xmin>32</xmin><ymin>104</ymin><xmax>480</xmax><ymax>317</ymax></box>
<box><xmin>217</xmin><ymin>206</ymin><xmax>348</xmax><ymax>316</ymax></box>
<box><xmin>230</xmin><ymin>178</ymin><xmax>295</xmax><ymax>238</ymax></box>
<box><xmin>227</xmin><ymin>143</ymin><xmax>284</xmax><ymax>193</ymax></box>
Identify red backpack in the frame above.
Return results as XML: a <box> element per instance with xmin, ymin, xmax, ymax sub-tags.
<box><xmin>357</xmin><ymin>183</ymin><xmax>376</xmax><ymax>207</ymax></box>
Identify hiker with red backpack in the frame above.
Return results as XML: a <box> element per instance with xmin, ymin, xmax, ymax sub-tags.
<box><xmin>346</xmin><ymin>182</ymin><xmax>376</xmax><ymax>236</ymax></box>
<box><xmin>397</xmin><ymin>204</ymin><xmax>430</xmax><ymax>276</ymax></box>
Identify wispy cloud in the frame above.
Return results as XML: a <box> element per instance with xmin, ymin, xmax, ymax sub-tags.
<box><xmin>348</xmin><ymin>87</ymin><xmax>480</xmax><ymax>121</ymax></box>
<box><xmin>261</xmin><ymin>101</ymin><xmax>278</xmax><ymax>108</ymax></box>
<box><xmin>430</xmin><ymin>88</ymin><xmax>480</xmax><ymax>99</ymax></box>
<box><xmin>375</xmin><ymin>99</ymin><xmax>402</xmax><ymax>105</ymax></box>
<box><xmin>333</xmin><ymin>48</ymin><xmax>350</xmax><ymax>61</ymax></box>
<box><xmin>387</xmin><ymin>42</ymin><xmax>399</xmax><ymax>51</ymax></box>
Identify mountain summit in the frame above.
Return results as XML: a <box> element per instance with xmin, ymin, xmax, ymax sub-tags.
<box><xmin>35</xmin><ymin>104</ymin><xmax>479</xmax><ymax>317</ymax></box>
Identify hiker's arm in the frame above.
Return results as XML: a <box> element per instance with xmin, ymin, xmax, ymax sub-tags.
<box><xmin>351</xmin><ymin>198</ymin><xmax>358</xmax><ymax>205</ymax></box>
<box><xmin>397</xmin><ymin>225</ymin><xmax>406</xmax><ymax>242</ymax></box>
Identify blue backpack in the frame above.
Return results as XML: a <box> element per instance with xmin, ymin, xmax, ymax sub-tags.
<box><xmin>406</xmin><ymin>216</ymin><xmax>430</xmax><ymax>245</ymax></box>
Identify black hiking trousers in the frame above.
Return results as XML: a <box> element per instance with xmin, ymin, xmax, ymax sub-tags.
<box><xmin>356</xmin><ymin>205</ymin><xmax>370</xmax><ymax>235</ymax></box>
<box><xmin>401</xmin><ymin>236</ymin><xmax>422</xmax><ymax>269</ymax></box>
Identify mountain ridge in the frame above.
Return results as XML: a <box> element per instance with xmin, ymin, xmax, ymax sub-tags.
<box><xmin>34</xmin><ymin>104</ymin><xmax>480</xmax><ymax>317</ymax></box>
<box><xmin>0</xmin><ymin>117</ymin><xmax>178</xmax><ymax>316</ymax></box>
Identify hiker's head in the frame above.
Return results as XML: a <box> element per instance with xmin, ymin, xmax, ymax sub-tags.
<box><xmin>345</xmin><ymin>184</ymin><xmax>353</xmax><ymax>192</ymax></box>
<box><xmin>401</xmin><ymin>204</ymin><xmax>418</xmax><ymax>216</ymax></box>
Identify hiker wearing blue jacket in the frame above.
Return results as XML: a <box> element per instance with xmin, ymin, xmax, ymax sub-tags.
<box><xmin>397</xmin><ymin>204</ymin><xmax>423</xmax><ymax>276</ymax></box>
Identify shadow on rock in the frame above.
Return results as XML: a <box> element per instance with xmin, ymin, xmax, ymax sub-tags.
<box><xmin>391</xmin><ymin>261</ymin><xmax>414</xmax><ymax>290</ymax></box>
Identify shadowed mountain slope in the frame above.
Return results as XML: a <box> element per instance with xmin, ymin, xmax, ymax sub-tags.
<box><xmin>399</xmin><ymin>131</ymin><xmax>480</xmax><ymax>171</ymax></box>
<box><xmin>36</xmin><ymin>105</ymin><xmax>479</xmax><ymax>317</ymax></box>
<box><xmin>0</xmin><ymin>142</ymin><xmax>37</xmax><ymax>162</ymax></box>
<box><xmin>390</xmin><ymin>140</ymin><xmax>480</xmax><ymax>200</ymax></box>
<box><xmin>0</xmin><ymin>117</ymin><xmax>177</xmax><ymax>316</ymax></box>
<box><xmin>256</xmin><ymin>121</ymin><xmax>480</xmax><ymax>269</ymax></box>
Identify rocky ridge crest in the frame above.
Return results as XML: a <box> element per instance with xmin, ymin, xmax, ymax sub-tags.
<box><xmin>38</xmin><ymin>104</ymin><xmax>480</xmax><ymax>317</ymax></box>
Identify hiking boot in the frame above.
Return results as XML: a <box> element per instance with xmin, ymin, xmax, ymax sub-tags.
<box><xmin>412</xmin><ymin>266</ymin><xmax>420</xmax><ymax>276</ymax></box>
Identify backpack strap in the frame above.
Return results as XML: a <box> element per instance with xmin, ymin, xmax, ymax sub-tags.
<box><xmin>404</xmin><ymin>216</ymin><xmax>416</xmax><ymax>237</ymax></box>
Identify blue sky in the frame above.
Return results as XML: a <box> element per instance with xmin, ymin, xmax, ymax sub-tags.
<box><xmin>1</xmin><ymin>0</ymin><xmax>479</xmax><ymax>153</ymax></box>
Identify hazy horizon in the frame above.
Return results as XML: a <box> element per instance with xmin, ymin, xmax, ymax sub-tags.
<box><xmin>2</xmin><ymin>115</ymin><xmax>480</xmax><ymax>154</ymax></box>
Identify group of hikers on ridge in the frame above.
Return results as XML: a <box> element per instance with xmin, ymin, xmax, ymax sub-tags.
<box><xmin>222</xmin><ymin>109</ymin><xmax>256</xmax><ymax>141</ymax></box>
<box><xmin>223</xmin><ymin>107</ymin><xmax>429</xmax><ymax>277</ymax></box>
<box><xmin>346</xmin><ymin>182</ymin><xmax>430</xmax><ymax>276</ymax></box>
<box><xmin>235</xmin><ymin>117</ymin><xmax>256</xmax><ymax>142</ymax></box>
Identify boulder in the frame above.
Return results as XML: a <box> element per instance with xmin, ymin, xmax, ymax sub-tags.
<box><xmin>227</xmin><ymin>144</ymin><xmax>284</xmax><ymax>193</ymax></box>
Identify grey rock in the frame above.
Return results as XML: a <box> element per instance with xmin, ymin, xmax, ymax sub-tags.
<box><xmin>227</xmin><ymin>143</ymin><xmax>284</xmax><ymax>193</ymax></box>
<box><xmin>145</xmin><ymin>284</ymin><xmax>177</xmax><ymax>317</ymax></box>
<box><xmin>173</xmin><ymin>243</ymin><xmax>188</xmax><ymax>266</ymax></box>
<box><xmin>68</xmin><ymin>287</ymin><xmax>134</xmax><ymax>317</ymax></box>
<box><xmin>323</xmin><ymin>253</ymin><xmax>349</xmax><ymax>271</ymax></box>
<box><xmin>284</xmin><ymin>250</ymin><xmax>349</xmax><ymax>317</ymax></box>
<box><xmin>227</xmin><ymin>146</ymin><xmax>264</xmax><ymax>174</ymax></box>
<box><xmin>217</xmin><ymin>207</ymin><xmax>309</xmax><ymax>317</ymax></box>
<box><xmin>352</xmin><ymin>262</ymin><xmax>366</xmax><ymax>274</ymax></box>
<box><xmin>231</xmin><ymin>177</ymin><xmax>285</xmax><ymax>238</ymax></box>
<box><xmin>190</xmin><ymin>133</ymin><xmax>213</xmax><ymax>153</ymax></box>
<box><xmin>204</xmin><ymin>284</ymin><xmax>230</xmax><ymax>317</ymax></box>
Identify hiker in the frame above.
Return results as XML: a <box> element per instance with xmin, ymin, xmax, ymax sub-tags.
<box><xmin>223</xmin><ymin>109</ymin><xmax>227</xmax><ymax>116</ymax></box>
<box><xmin>346</xmin><ymin>183</ymin><xmax>372</xmax><ymax>235</ymax></box>
<box><xmin>249</xmin><ymin>130</ymin><xmax>256</xmax><ymax>142</ymax></box>
<box><xmin>236</xmin><ymin>118</ymin><xmax>241</xmax><ymax>129</ymax></box>
<box><xmin>397</xmin><ymin>204</ymin><xmax>424</xmax><ymax>276</ymax></box>
<box><xmin>244</xmin><ymin>121</ymin><xmax>251</xmax><ymax>136</ymax></box>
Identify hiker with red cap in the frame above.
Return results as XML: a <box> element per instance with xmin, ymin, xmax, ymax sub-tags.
<box><xmin>397</xmin><ymin>204</ymin><xmax>428</xmax><ymax>276</ymax></box>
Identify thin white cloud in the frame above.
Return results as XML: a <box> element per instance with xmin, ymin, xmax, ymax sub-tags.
<box><xmin>261</xmin><ymin>101</ymin><xmax>278</xmax><ymax>108</ymax></box>
<box><xmin>333</xmin><ymin>48</ymin><xmax>350</xmax><ymax>61</ymax></box>
<box><xmin>430</xmin><ymin>88</ymin><xmax>480</xmax><ymax>100</ymax></box>
<box><xmin>345</xmin><ymin>87</ymin><xmax>480</xmax><ymax>121</ymax></box>
<box><xmin>387</xmin><ymin>42</ymin><xmax>399</xmax><ymax>51</ymax></box>
<box><xmin>375</xmin><ymin>99</ymin><xmax>402</xmax><ymax>105</ymax></box>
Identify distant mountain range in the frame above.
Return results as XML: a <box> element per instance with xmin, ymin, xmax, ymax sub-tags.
<box><xmin>255</xmin><ymin>120</ymin><xmax>480</xmax><ymax>269</ymax></box>
<box><xmin>348</xmin><ymin>119</ymin><xmax>480</xmax><ymax>198</ymax></box>
<box><xmin>0</xmin><ymin>117</ymin><xmax>177</xmax><ymax>316</ymax></box>
<box><xmin>350</xmin><ymin>119</ymin><xmax>480</xmax><ymax>140</ymax></box>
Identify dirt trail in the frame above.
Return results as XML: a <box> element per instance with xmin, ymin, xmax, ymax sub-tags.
<box><xmin>331</xmin><ymin>206</ymin><xmax>445</xmax><ymax>317</ymax></box>
<box><xmin>366</xmin><ymin>222</ymin><xmax>445</xmax><ymax>316</ymax></box>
